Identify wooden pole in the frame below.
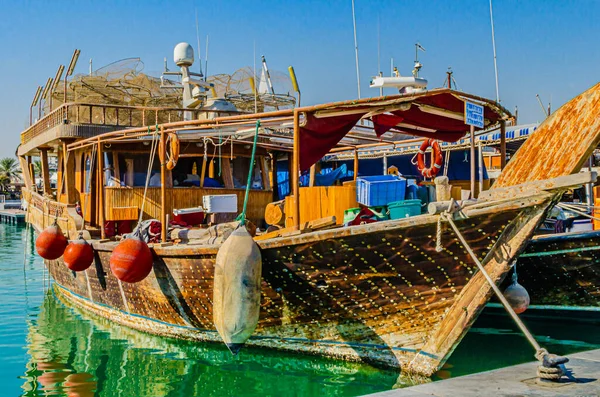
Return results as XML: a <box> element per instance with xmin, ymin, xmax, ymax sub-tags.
<box><xmin>28</xmin><ymin>163</ymin><xmax>36</xmax><ymax>192</ymax></box>
<box><xmin>353</xmin><ymin>148</ymin><xmax>359</xmax><ymax>180</ymax></box>
<box><xmin>160</xmin><ymin>128</ymin><xmax>167</xmax><ymax>242</ymax></box>
<box><xmin>292</xmin><ymin>110</ymin><xmax>300</xmax><ymax>229</ymax></box>
<box><xmin>500</xmin><ymin>120</ymin><xmax>507</xmax><ymax>170</ymax></box>
<box><xmin>39</xmin><ymin>148</ymin><xmax>51</xmax><ymax>196</ymax></box>
<box><xmin>470</xmin><ymin>125</ymin><xmax>475</xmax><ymax>198</ymax></box>
<box><xmin>478</xmin><ymin>141</ymin><xmax>484</xmax><ymax>197</ymax></box>
<box><xmin>97</xmin><ymin>139</ymin><xmax>105</xmax><ymax>239</ymax></box>
<box><xmin>309</xmin><ymin>164</ymin><xmax>316</xmax><ymax>187</ymax></box>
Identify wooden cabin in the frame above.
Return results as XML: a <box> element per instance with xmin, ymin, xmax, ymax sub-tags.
<box><xmin>18</xmin><ymin>89</ymin><xmax>513</xmax><ymax>243</ymax></box>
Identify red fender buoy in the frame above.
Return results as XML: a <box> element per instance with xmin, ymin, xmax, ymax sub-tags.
<box><xmin>35</xmin><ymin>223</ymin><xmax>68</xmax><ymax>260</ymax></box>
<box><xmin>109</xmin><ymin>235</ymin><xmax>153</xmax><ymax>283</ymax></box>
<box><xmin>64</xmin><ymin>237</ymin><xmax>94</xmax><ymax>272</ymax></box>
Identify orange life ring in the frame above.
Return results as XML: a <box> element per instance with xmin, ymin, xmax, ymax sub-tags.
<box><xmin>417</xmin><ymin>139</ymin><xmax>443</xmax><ymax>178</ymax></box>
<box><xmin>159</xmin><ymin>133</ymin><xmax>180</xmax><ymax>170</ymax></box>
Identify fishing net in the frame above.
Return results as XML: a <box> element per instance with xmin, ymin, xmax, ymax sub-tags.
<box><xmin>46</xmin><ymin>58</ymin><xmax>296</xmax><ymax>115</ymax></box>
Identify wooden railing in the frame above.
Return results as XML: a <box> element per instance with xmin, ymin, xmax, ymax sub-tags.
<box><xmin>21</xmin><ymin>102</ymin><xmax>232</xmax><ymax>145</ymax></box>
<box><xmin>24</xmin><ymin>189</ymin><xmax>82</xmax><ymax>235</ymax></box>
<box><xmin>104</xmin><ymin>186</ymin><xmax>273</xmax><ymax>225</ymax></box>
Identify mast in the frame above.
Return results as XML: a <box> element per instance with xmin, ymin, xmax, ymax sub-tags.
<box><xmin>489</xmin><ymin>0</ymin><xmax>500</xmax><ymax>102</ymax></box>
<box><xmin>351</xmin><ymin>0</ymin><xmax>361</xmax><ymax>98</ymax></box>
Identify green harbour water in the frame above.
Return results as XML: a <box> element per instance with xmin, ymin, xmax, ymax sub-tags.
<box><xmin>2</xmin><ymin>222</ymin><xmax>600</xmax><ymax>396</ymax></box>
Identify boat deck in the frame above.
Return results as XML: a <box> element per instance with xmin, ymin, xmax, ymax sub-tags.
<box><xmin>365</xmin><ymin>348</ymin><xmax>600</xmax><ymax>397</ymax></box>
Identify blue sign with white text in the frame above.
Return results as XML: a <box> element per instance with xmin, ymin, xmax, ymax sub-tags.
<box><xmin>465</xmin><ymin>101</ymin><xmax>484</xmax><ymax>128</ymax></box>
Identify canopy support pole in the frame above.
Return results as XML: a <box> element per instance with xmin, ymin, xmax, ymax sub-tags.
<box><xmin>160</xmin><ymin>127</ymin><xmax>167</xmax><ymax>243</ymax></box>
<box><xmin>470</xmin><ymin>125</ymin><xmax>475</xmax><ymax>198</ymax></box>
<box><xmin>293</xmin><ymin>110</ymin><xmax>300</xmax><ymax>229</ymax></box>
<box><xmin>500</xmin><ymin>120</ymin><xmax>507</xmax><ymax>170</ymax></box>
<box><xmin>354</xmin><ymin>148</ymin><xmax>359</xmax><ymax>181</ymax></box>
<box><xmin>478</xmin><ymin>141</ymin><xmax>484</xmax><ymax>196</ymax></box>
<box><xmin>97</xmin><ymin>139</ymin><xmax>105</xmax><ymax>239</ymax></box>
<box><xmin>40</xmin><ymin>148</ymin><xmax>51</xmax><ymax>196</ymax></box>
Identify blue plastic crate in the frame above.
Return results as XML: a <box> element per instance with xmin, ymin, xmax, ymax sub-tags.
<box><xmin>356</xmin><ymin>175</ymin><xmax>406</xmax><ymax>206</ymax></box>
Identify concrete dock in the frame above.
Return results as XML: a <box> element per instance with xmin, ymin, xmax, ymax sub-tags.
<box><xmin>0</xmin><ymin>209</ymin><xmax>26</xmax><ymax>224</ymax></box>
<box><xmin>366</xmin><ymin>349</ymin><xmax>600</xmax><ymax>397</ymax></box>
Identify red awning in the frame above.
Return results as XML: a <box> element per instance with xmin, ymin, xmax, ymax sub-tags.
<box><xmin>299</xmin><ymin>112</ymin><xmax>364</xmax><ymax>171</ymax></box>
<box><xmin>297</xmin><ymin>90</ymin><xmax>507</xmax><ymax>171</ymax></box>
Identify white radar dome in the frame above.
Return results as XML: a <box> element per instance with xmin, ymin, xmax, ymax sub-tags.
<box><xmin>174</xmin><ymin>43</ymin><xmax>194</xmax><ymax>67</ymax></box>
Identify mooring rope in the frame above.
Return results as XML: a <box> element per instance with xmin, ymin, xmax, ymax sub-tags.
<box><xmin>136</xmin><ymin>126</ymin><xmax>160</xmax><ymax>230</ymax></box>
<box><xmin>439</xmin><ymin>211</ymin><xmax>570</xmax><ymax>380</ymax></box>
<box><xmin>441</xmin><ymin>212</ymin><xmax>543</xmax><ymax>351</ymax></box>
<box><xmin>236</xmin><ymin>120</ymin><xmax>261</xmax><ymax>226</ymax></box>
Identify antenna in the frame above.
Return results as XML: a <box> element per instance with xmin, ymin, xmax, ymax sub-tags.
<box><xmin>377</xmin><ymin>13</ymin><xmax>382</xmax><ymax>96</ymax></box>
<box><xmin>29</xmin><ymin>86</ymin><xmax>42</xmax><ymax>125</ymax></box>
<box><xmin>351</xmin><ymin>0</ymin><xmax>361</xmax><ymax>98</ymax></box>
<box><xmin>413</xmin><ymin>43</ymin><xmax>425</xmax><ymax>77</ymax></box>
<box><xmin>66</xmin><ymin>49</ymin><xmax>81</xmax><ymax>76</ymax></box>
<box><xmin>39</xmin><ymin>77</ymin><xmax>53</xmax><ymax>118</ymax></box>
<box><xmin>65</xmin><ymin>49</ymin><xmax>81</xmax><ymax>103</ymax></box>
<box><xmin>195</xmin><ymin>9</ymin><xmax>203</xmax><ymax>76</ymax></box>
<box><xmin>288</xmin><ymin>66</ymin><xmax>300</xmax><ymax>106</ymax></box>
<box><xmin>204</xmin><ymin>35</ymin><xmax>209</xmax><ymax>81</ymax></box>
<box><xmin>536</xmin><ymin>94</ymin><xmax>548</xmax><ymax>118</ymax></box>
<box><xmin>52</xmin><ymin>65</ymin><xmax>65</xmax><ymax>91</ymax></box>
<box><xmin>254</xmin><ymin>41</ymin><xmax>258</xmax><ymax>113</ymax></box>
<box><xmin>489</xmin><ymin>0</ymin><xmax>500</xmax><ymax>102</ymax></box>
<box><xmin>41</xmin><ymin>77</ymin><xmax>54</xmax><ymax>101</ymax></box>
<box><xmin>49</xmin><ymin>65</ymin><xmax>64</xmax><ymax>109</ymax></box>
<box><xmin>31</xmin><ymin>86</ymin><xmax>43</xmax><ymax>107</ymax></box>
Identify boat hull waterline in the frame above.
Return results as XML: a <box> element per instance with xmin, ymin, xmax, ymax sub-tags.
<box><xmin>40</xmin><ymin>194</ymin><xmax>552</xmax><ymax>377</ymax></box>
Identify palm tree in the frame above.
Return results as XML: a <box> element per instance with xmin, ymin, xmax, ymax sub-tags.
<box><xmin>33</xmin><ymin>160</ymin><xmax>42</xmax><ymax>178</ymax></box>
<box><xmin>0</xmin><ymin>158</ymin><xmax>22</xmax><ymax>182</ymax></box>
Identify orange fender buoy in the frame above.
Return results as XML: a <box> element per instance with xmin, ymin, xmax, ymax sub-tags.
<box><xmin>64</xmin><ymin>237</ymin><xmax>94</xmax><ymax>272</ymax></box>
<box><xmin>109</xmin><ymin>235</ymin><xmax>153</xmax><ymax>283</ymax></box>
<box><xmin>35</xmin><ymin>223</ymin><xmax>68</xmax><ymax>260</ymax></box>
<box><xmin>417</xmin><ymin>139</ymin><xmax>443</xmax><ymax>178</ymax></box>
<box><xmin>159</xmin><ymin>133</ymin><xmax>180</xmax><ymax>170</ymax></box>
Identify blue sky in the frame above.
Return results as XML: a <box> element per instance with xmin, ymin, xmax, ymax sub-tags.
<box><xmin>0</xmin><ymin>0</ymin><xmax>598</xmax><ymax>159</ymax></box>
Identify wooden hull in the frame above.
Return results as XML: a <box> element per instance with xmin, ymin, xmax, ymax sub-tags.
<box><xmin>505</xmin><ymin>230</ymin><xmax>600</xmax><ymax>310</ymax></box>
<box><xmin>40</xmin><ymin>192</ymin><xmax>553</xmax><ymax>377</ymax></box>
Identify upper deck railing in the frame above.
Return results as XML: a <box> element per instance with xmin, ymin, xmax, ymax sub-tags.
<box><xmin>20</xmin><ymin>102</ymin><xmax>230</xmax><ymax>145</ymax></box>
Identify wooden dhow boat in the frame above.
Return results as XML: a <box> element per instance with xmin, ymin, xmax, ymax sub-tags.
<box><xmin>326</xmin><ymin>119</ymin><xmax>600</xmax><ymax>317</ymax></box>
<box><xmin>18</xmin><ymin>43</ymin><xmax>600</xmax><ymax>376</ymax></box>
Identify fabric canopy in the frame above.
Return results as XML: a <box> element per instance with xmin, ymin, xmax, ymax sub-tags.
<box><xmin>297</xmin><ymin>90</ymin><xmax>506</xmax><ymax>171</ymax></box>
<box><xmin>299</xmin><ymin>112</ymin><xmax>364</xmax><ymax>171</ymax></box>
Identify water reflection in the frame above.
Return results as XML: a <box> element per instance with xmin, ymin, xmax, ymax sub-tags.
<box><xmin>21</xmin><ymin>291</ymin><xmax>401</xmax><ymax>396</ymax></box>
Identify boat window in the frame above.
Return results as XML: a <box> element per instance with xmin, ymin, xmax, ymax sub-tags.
<box><xmin>104</xmin><ymin>152</ymin><xmax>115</xmax><ymax>187</ymax></box>
<box><xmin>84</xmin><ymin>154</ymin><xmax>92</xmax><ymax>193</ymax></box>
<box><xmin>116</xmin><ymin>153</ymin><xmax>161</xmax><ymax>187</ymax></box>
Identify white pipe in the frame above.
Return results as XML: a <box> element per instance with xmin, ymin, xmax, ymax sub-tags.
<box><xmin>383</xmin><ymin>152</ymin><xmax>388</xmax><ymax>174</ymax></box>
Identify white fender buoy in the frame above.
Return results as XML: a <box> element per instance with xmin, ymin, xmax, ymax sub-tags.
<box><xmin>503</xmin><ymin>265</ymin><xmax>530</xmax><ymax>314</ymax></box>
<box><xmin>213</xmin><ymin>224</ymin><xmax>262</xmax><ymax>354</ymax></box>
